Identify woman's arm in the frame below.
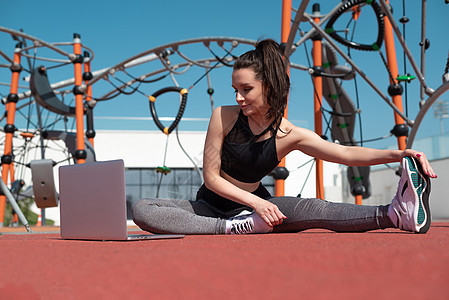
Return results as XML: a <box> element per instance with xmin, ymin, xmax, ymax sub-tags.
<box><xmin>203</xmin><ymin>106</ymin><xmax>287</xmax><ymax>226</ymax></box>
<box><xmin>290</xmin><ymin>125</ymin><xmax>437</xmax><ymax>178</ymax></box>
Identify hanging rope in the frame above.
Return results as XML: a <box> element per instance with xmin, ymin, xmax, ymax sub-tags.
<box><xmin>207</xmin><ymin>46</ymin><xmax>236</xmax><ymax>67</ymax></box>
<box><xmin>205</xmin><ymin>61</ymin><xmax>215</xmax><ymax>113</ymax></box>
<box><xmin>339</xmin><ymin>133</ymin><xmax>392</xmax><ymax>145</ymax></box>
<box><xmin>123</xmin><ymin>69</ymin><xmax>169</xmax><ymax>84</ymax></box>
<box><xmin>106</xmin><ymin>76</ymin><xmax>144</xmax><ymax>96</ymax></box>
<box><xmin>150</xmin><ymin>45</ymin><xmax>235</xmax><ymax>195</ymax></box>
<box><xmin>188</xmin><ymin>49</ymin><xmax>233</xmax><ymax>90</ymax></box>
<box><xmin>400</xmin><ymin>0</ymin><xmax>410</xmax><ymax>117</ymax></box>
<box><xmin>155</xmin><ymin>135</ymin><xmax>170</xmax><ymax>198</ymax></box>
<box><xmin>298</xmin><ymin>159</ymin><xmax>316</xmax><ymax>198</ymax></box>
<box><xmin>378</xmin><ymin>51</ymin><xmax>397</xmax><ymax>84</ymax></box>
<box><xmin>25</xmin><ymin>46</ymin><xmax>38</xmax><ymax>132</ymax></box>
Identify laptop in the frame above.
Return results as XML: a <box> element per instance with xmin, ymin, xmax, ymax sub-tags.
<box><xmin>58</xmin><ymin>159</ymin><xmax>184</xmax><ymax>241</ymax></box>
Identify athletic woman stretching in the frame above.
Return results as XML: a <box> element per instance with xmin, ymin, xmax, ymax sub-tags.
<box><xmin>132</xmin><ymin>39</ymin><xmax>437</xmax><ymax>235</ymax></box>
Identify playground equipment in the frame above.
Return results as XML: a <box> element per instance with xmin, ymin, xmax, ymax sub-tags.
<box><xmin>0</xmin><ymin>31</ymin><xmax>259</xmax><ymax>227</ymax></box>
<box><xmin>0</xmin><ymin>0</ymin><xmax>448</xmax><ymax>229</ymax></box>
<box><xmin>0</xmin><ymin>29</ymin><xmax>98</xmax><ymax>227</ymax></box>
<box><xmin>281</xmin><ymin>0</ymin><xmax>448</xmax><ymax>203</ymax></box>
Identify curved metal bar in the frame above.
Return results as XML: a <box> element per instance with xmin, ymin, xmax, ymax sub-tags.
<box><xmin>158</xmin><ymin>55</ymin><xmax>193</xmax><ymax>75</ymax></box>
<box><xmin>0</xmin><ymin>26</ymin><xmax>70</xmax><ymax>57</ymax></box>
<box><xmin>284</xmin><ymin>0</ymin><xmax>311</xmax><ymax>58</ymax></box>
<box><xmin>0</xmin><ymin>82</ymin><xmax>29</xmax><ymax>89</ymax></box>
<box><xmin>80</xmin><ymin>44</ymin><xmax>95</xmax><ymax>62</ymax></box>
<box><xmin>174</xmin><ymin>48</ymin><xmax>213</xmax><ymax>68</ymax></box>
<box><xmin>406</xmin><ymin>81</ymin><xmax>449</xmax><ymax>149</ymax></box>
<box><xmin>219</xmin><ymin>42</ymin><xmax>238</xmax><ymax>55</ymax></box>
<box><xmin>97</xmin><ymin>57</ymin><xmax>224</xmax><ymax>100</ymax></box>
<box><xmin>1</xmin><ymin>28</ymin><xmax>94</xmax><ymax>66</ymax></box>
<box><xmin>88</xmin><ymin>37</ymin><xmax>257</xmax><ymax>86</ymax></box>
<box><xmin>35</xmin><ymin>42</ymin><xmax>95</xmax><ymax>62</ymax></box>
<box><xmin>3</xmin><ymin>37</ymin><xmax>255</xmax><ymax>103</ymax></box>
<box><xmin>1</xmin><ymin>54</ymin><xmax>162</xmax><ymax>102</ymax></box>
<box><xmin>290</xmin><ymin>62</ymin><xmax>309</xmax><ymax>71</ymax></box>
<box><xmin>20</xmin><ymin>53</ymin><xmax>71</xmax><ymax>63</ymax></box>
<box><xmin>0</xmin><ymin>49</ymin><xmax>13</xmax><ymax>64</ymax></box>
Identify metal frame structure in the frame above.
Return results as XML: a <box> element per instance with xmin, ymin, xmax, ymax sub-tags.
<box><xmin>281</xmin><ymin>0</ymin><xmax>449</xmax><ymax>202</ymax></box>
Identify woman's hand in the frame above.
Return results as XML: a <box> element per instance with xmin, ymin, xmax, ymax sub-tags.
<box><xmin>254</xmin><ymin>199</ymin><xmax>287</xmax><ymax>227</ymax></box>
<box><xmin>401</xmin><ymin>149</ymin><xmax>437</xmax><ymax>178</ymax></box>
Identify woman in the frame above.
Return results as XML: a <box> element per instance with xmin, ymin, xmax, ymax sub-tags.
<box><xmin>132</xmin><ymin>39</ymin><xmax>437</xmax><ymax>235</ymax></box>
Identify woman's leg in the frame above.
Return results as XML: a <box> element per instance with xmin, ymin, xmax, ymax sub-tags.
<box><xmin>268</xmin><ymin>156</ymin><xmax>431</xmax><ymax>234</ymax></box>
<box><xmin>132</xmin><ymin>198</ymin><xmax>227</xmax><ymax>234</ymax></box>
<box><xmin>268</xmin><ymin>197</ymin><xmax>394</xmax><ymax>233</ymax></box>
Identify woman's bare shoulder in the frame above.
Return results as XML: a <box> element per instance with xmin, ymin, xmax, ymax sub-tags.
<box><xmin>216</xmin><ymin>105</ymin><xmax>240</xmax><ymax>115</ymax></box>
<box><xmin>277</xmin><ymin>118</ymin><xmax>316</xmax><ymax>145</ymax></box>
<box><xmin>212</xmin><ymin>105</ymin><xmax>239</xmax><ymax>124</ymax></box>
<box><xmin>208</xmin><ymin>105</ymin><xmax>240</xmax><ymax>135</ymax></box>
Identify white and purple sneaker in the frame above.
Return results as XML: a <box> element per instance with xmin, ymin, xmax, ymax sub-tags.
<box><xmin>389</xmin><ymin>156</ymin><xmax>431</xmax><ymax>233</ymax></box>
<box><xmin>226</xmin><ymin>212</ymin><xmax>273</xmax><ymax>234</ymax></box>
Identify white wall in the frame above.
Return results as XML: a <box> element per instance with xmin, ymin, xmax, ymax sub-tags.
<box><xmin>93</xmin><ymin>130</ymin><xmax>206</xmax><ymax>168</ymax></box>
<box><xmin>284</xmin><ymin>150</ymin><xmax>344</xmax><ymax>202</ymax></box>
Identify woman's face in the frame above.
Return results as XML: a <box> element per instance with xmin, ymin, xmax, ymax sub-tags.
<box><xmin>231</xmin><ymin>68</ymin><xmax>268</xmax><ymax>117</ymax></box>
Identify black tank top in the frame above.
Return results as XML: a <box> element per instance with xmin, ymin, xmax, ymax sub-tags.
<box><xmin>220</xmin><ymin>110</ymin><xmax>280</xmax><ymax>183</ymax></box>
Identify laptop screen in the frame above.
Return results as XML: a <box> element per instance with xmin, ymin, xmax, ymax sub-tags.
<box><xmin>58</xmin><ymin>160</ymin><xmax>128</xmax><ymax>240</ymax></box>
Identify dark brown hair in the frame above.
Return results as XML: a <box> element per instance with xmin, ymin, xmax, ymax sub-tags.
<box><xmin>233</xmin><ymin>39</ymin><xmax>290</xmax><ymax>129</ymax></box>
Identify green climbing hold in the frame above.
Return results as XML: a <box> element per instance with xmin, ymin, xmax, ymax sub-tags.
<box><xmin>338</xmin><ymin>123</ymin><xmax>348</xmax><ymax>129</ymax></box>
<box><xmin>156</xmin><ymin>166</ymin><xmax>171</xmax><ymax>175</ymax></box>
<box><xmin>325</xmin><ymin>27</ymin><xmax>334</xmax><ymax>34</ymax></box>
<box><xmin>396</xmin><ymin>74</ymin><xmax>416</xmax><ymax>82</ymax></box>
<box><xmin>372</xmin><ymin>43</ymin><xmax>380</xmax><ymax>51</ymax></box>
<box><xmin>353</xmin><ymin>176</ymin><xmax>363</xmax><ymax>182</ymax></box>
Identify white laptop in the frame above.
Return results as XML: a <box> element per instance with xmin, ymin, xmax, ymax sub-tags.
<box><xmin>58</xmin><ymin>159</ymin><xmax>184</xmax><ymax>241</ymax></box>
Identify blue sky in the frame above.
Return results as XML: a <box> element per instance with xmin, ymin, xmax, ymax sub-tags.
<box><xmin>1</xmin><ymin>0</ymin><xmax>448</xmax><ymax>151</ymax></box>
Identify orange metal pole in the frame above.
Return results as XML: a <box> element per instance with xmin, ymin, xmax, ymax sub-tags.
<box><xmin>0</xmin><ymin>43</ymin><xmax>22</xmax><ymax>225</ymax></box>
<box><xmin>355</xmin><ymin>194</ymin><xmax>363</xmax><ymax>205</ymax></box>
<box><xmin>275</xmin><ymin>0</ymin><xmax>292</xmax><ymax>197</ymax></box>
<box><xmin>281</xmin><ymin>0</ymin><xmax>292</xmax><ymax>43</ymax></box>
<box><xmin>9</xmin><ymin>163</ymin><xmax>15</xmax><ymax>182</ymax></box>
<box><xmin>312</xmin><ymin>10</ymin><xmax>324</xmax><ymax>200</ymax></box>
<box><xmin>83</xmin><ymin>52</ymin><xmax>95</xmax><ymax>147</ymax></box>
<box><xmin>384</xmin><ymin>0</ymin><xmax>407</xmax><ymax>150</ymax></box>
<box><xmin>72</xmin><ymin>34</ymin><xmax>86</xmax><ymax>164</ymax></box>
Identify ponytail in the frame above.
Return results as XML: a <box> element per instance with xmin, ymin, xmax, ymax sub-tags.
<box><xmin>233</xmin><ymin>39</ymin><xmax>290</xmax><ymax>129</ymax></box>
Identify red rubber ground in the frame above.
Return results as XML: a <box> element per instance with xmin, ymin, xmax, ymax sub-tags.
<box><xmin>1</xmin><ymin>223</ymin><xmax>448</xmax><ymax>299</ymax></box>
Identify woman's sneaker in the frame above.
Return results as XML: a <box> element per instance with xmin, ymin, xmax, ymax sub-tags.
<box><xmin>226</xmin><ymin>212</ymin><xmax>273</xmax><ymax>234</ymax></box>
<box><xmin>388</xmin><ymin>156</ymin><xmax>431</xmax><ymax>233</ymax></box>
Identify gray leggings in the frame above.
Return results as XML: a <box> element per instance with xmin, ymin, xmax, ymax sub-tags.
<box><xmin>132</xmin><ymin>197</ymin><xmax>395</xmax><ymax>235</ymax></box>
